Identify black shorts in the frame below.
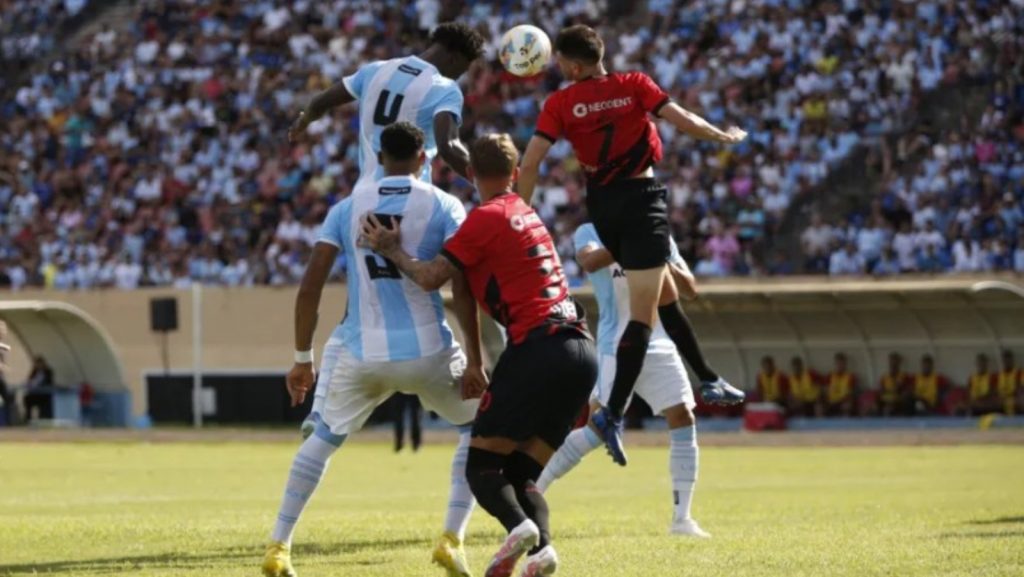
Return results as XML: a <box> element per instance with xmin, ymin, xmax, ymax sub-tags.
<box><xmin>472</xmin><ymin>330</ymin><xmax>598</xmax><ymax>450</ymax></box>
<box><xmin>585</xmin><ymin>178</ymin><xmax>670</xmax><ymax>270</ymax></box>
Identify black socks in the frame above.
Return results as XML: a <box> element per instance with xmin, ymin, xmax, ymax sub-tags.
<box><xmin>465</xmin><ymin>447</ymin><xmax>528</xmax><ymax>532</ymax></box>
<box><xmin>607</xmin><ymin>321</ymin><xmax>652</xmax><ymax>417</ymax></box>
<box><xmin>658</xmin><ymin>302</ymin><xmax>718</xmax><ymax>383</ymax></box>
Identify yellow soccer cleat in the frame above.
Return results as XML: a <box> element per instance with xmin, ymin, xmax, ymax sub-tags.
<box><xmin>432</xmin><ymin>531</ymin><xmax>473</xmax><ymax>577</ymax></box>
<box><xmin>262</xmin><ymin>542</ymin><xmax>297</xmax><ymax>577</ymax></box>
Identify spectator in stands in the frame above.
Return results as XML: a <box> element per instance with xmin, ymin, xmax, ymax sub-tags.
<box><xmin>22</xmin><ymin>355</ymin><xmax>55</xmax><ymax>422</ymax></box>
<box><xmin>967</xmin><ymin>353</ymin><xmax>998</xmax><ymax>417</ymax></box>
<box><xmin>788</xmin><ymin>356</ymin><xmax>821</xmax><ymax>418</ymax></box>
<box><xmin>829</xmin><ymin>242</ymin><xmax>866</xmax><ymax>276</ymax></box>
<box><xmin>878</xmin><ymin>352</ymin><xmax>912</xmax><ymax>417</ymax></box>
<box><xmin>997</xmin><ymin>350</ymin><xmax>1021</xmax><ymax>416</ymax></box>
<box><xmin>801</xmin><ymin>213</ymin><xmax>833</xmax><ymax>273</ymax></box>
<box><xmin>756</xmin><ymin>355</ymin><xmax>787</xmax><ymax>406</ymax></box>
<box><xmin>0</xmin><ymin>320</ymin><xmax>11</xmax><ymax>425</ymax></box>
<box><xmin>825</xmin><ymin>353</ymin><xmax>857</xmax><ymax>417</ymax></box>
<box><xmin>1014</xmin><ymin>232</ymin><xmax>1024</xmax><ymax>273</ymax></box>
<box><xmin>872</xmin><ymin>247</ymin><xmax>902</xmax><ymax>277</ymax></box>
<box><xmin>912</xmin><ymin>354</ymin><xmax>948</xmax><ymax>416</ymax></box>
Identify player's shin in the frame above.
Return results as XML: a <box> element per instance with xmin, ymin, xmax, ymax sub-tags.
<box><xmin>505</xmin><ymin>452</ymin><xmax>550</xmax><ymax>555</ymax></box>
<box><xmin>465</xmin><ymin>447</ymin><xmax>529</xmax><ymax>532</ymax></box>
<box><xmin>270</xmin><ymin>422</ymin><xmax>346</xmax><ymax>545</ymax></box>
<box><xmin>444</xmin><ymin>425</ymin><xmax>477</xmax><ymax>540</ymax></box>
<box><xmin>669</xmin><ymin>425</ymin><xmax>698</xmax><ymax>522</ymax></box>
<box><xmin>607</xmin><ymin>321</ymin><xmax>652</xmax><ymax>416</ymax></box>
<box><xmin>536</xmin><ymin>426</ymin><xmax>601</xmax><ymax>492</ymax></box>
<box><xmin>658</xmin><ymin>302</ymin><xmax>718</xmax><ymax>382</ymax></box>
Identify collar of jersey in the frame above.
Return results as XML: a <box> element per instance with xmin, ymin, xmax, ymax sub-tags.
<box><xmin>379</xmin><ymin>175</ymin><xmax>412</xmax><ymax>184</ymax></box>
<box><xmin>407</xmin><ymin>55</ymin><xmax>436</xmax><ymax>71</ymax></box>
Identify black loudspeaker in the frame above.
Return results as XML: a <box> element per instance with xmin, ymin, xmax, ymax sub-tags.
<box><xmin>150</xmin><ymin>297</ymin><xmax>179</xmax><ymax>332</ymax></box>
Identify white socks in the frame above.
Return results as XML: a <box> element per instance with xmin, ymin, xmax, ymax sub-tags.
<box><xmin>443</xmin><ymin>427</ymin><xmax>476</xmax><ymax>540</ymax></box>
<box><xmin>536</xmin><ymin>426</ymin><xmax>602</xmax><ymax>492</ymax></box>
<box><xmin>669</xmin><ymin>425</ymin><xmax>698</xmax><ymax>521</ymax></box>
<box><xmin>270</xmin><ymin>427</ymin><xmax>345</xmax><ymax>544</ymax></box>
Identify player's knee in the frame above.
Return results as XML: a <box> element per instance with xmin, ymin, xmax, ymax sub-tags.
<box><xmin>465</xmin><ymin>447</ymin><xmax>508</xmax><ymax>492</ymax></box>
<box><xmin>663</xmin><ymin>404</ymin><xmax>695</xmax><ymax>428</ymax></box>
<box><xmin>505</xmin><ymin>451</ymin><xmax>544</xmax><ymax>488</ymax></box>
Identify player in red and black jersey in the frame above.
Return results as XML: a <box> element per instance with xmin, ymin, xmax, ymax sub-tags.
<box><xmin>519</xmin><ymin>25</ymin><xmax>747</xmax><ymax>466</ymax></box>
<box><xmin>362</xmin><ymin>134</ymin><xmax>598</xmax><ymax>577</ymax></box>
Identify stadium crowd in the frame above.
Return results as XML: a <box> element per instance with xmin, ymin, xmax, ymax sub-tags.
<box><xmin>0</xmin><ymin>0</ymin><xmax>1022</xmax><ymax>290</ymax></box>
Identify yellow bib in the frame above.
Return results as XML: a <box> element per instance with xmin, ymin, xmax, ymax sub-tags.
<box><xmin>915</xmin><ymin>374</ymin><xmax>939</xmax><ymax>407</ymax></box>
<box><xmin>791</xmin><ymin>372</ymin><xmax>818</xmax><ymax>402</ymax></box>
<box><xmin>759</xmin><ymin>372</ymin><xmax>783</xmax><ymax>402</ymax></box>
<box><xmin>969</xmin><ymin>374</ymin><xmax>992</xmax><ymax>401</ymax></box>
<box><xmin>828</xmin><ymin>373</ymin><xmax>852</xmax><ymax>404</ymax></box>
<box><xmin>880</xmin><ymin>373</ymin><xmax>905</xmax><ymax>403</ymax></box>
<box><xmin>998</xmin><ymin>370</ymin><xmax>1020</xmax><ymax>399</ymax></box>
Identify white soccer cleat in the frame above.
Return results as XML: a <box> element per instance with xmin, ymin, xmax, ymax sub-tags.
<box><xmin>518</xmin><ymin>544</ymin><xmax>558</xmax><ymax>577</ymax></box>
<box><xmin>484</xmin><ymin>519</ymin><xmax>540</xmax><ymax>577</ymax></box>
<box><xmin>670</xmin><ymin>518</ymin><xmax>712</xmax><ymax>538</ymax></box>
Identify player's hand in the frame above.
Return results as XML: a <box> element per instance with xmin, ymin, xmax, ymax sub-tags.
<box><xmin>720</xmin><ymin>126</ymin><xmax>748</xmax><ymax>144</ymax></box>
<box><xmin>359</xmin><ymin>213</ymin><xmax>401</xmax><ymax>255</ymax></box>
<box><xmin>287</xmin><ymin>111</ymin><xmax>310</xmax><ymax>143</ymax></box>
<box><xmin>461</xmin><ymin>364</ymin><xmax>489</xmax><ymax>400</ymax></box>
<box><xmin>287</xmin><ymin>362</ymin><xmax>315</xmax><ymax>407</ymax></box>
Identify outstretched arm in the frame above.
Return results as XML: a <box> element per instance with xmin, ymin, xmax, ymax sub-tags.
<box><xmin>518</xmin><ymin>135</ymin><xmax>552</xmax><ymax>206</ymax></box>
<box><xmin>657</xmin><ymin>102</ymin><xmax>747</xmax><ymax>144</ymax></box>
<box><xmin>288</xmin><ymin>81</ymin><xmax>356</xmax><ymax>141</ymax></box>
<box><xmin>287</xmin><ymin>242</ymin><xmax>338</xmax><ymax>406</ymax></box>
<box><xmin>435</xmin><ymin>112</ymin><xmax>471</xmax><ymax>180</ymax></box>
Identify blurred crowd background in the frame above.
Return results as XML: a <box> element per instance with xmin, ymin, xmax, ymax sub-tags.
<box><xmin>1</xmin><ymin>0</ymin><xmax>1022</xmax><ymax>291</ymax></box>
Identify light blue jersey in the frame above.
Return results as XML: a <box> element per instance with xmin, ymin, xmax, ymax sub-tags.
<box><xmin>573</xmin><ymin>224</ymin><xmax>683</xmax><ymax>356</ymax></box>
<box><xmin>343</xmin><ymin>56</ymin><xmax>464</xmax><ymax>185</ymax></box>
<box><xmin>318</xmin><ymin>175</ymin><xmax>466</xmax><ymax>362</ymax></box>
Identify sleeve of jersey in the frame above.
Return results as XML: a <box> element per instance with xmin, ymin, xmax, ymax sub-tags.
<box><xmin>441</xmin><ymin>206</ymin><xmax>497</xmax><ymax>271</ymax></box>
<box><xmin>534</xmin><ymin>93</ymin><xmax>562</xmax><ymax>143</ymax></box>
<box><xmin>317</xmin><ymin>201</ymin><xmax>348</xmax><ymax>251</ymax></box>
<box><xmin>442</xmin><ymin>196</ymin><xmax>467</xmax><ymax>242</ymax></box>
<box><xmin>432</xmin><ymin>84</ymin><xmax>464</xmax><ymax>125</ymax></box>
<box><xmin>632</xmin><ymin>72</ymin><xmax>671</xmax><ymax>115</ymax></box>
<box><xmin>572</xmin><ymin>224</ymin><xmax>602</xmax><ymax>255</ymax></box>
<box><xmin>341</xmin><ymin>61</ymin><xmax>381</xmax><ymax>101</ymax></box>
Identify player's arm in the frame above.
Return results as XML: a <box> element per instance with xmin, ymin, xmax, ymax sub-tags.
<box><xmin>657</xmin><ymin>102</ymin><xmax>747</xmax><ymax>144</ymax></box>
<box><xmin>360</xmin><ymin>214</ymin><xmax>456</xmax><ymax>291</ymax></box>
<box><xmin>518</xmin><ymin>135</ymin><xmax>552</xmax><ymax>206</ymax></box>
<box><xmin>289</xmin><ymin>81</ymin><xmax>356</xmax><ymax>141</ymax></box>
<box><xmin>450</xmin><ymin>271</ymin><xmax>488</xmax><ymax>399</ymax></box>
<box><xmin>288</xmin><ymin>242</ymin><xmax>338</xmax><ymax>406</ymax></box>
<box><xmin>434</xmin><ymin>112</ymin><xmax>471</xmax><ymax>180</ymax></box>
<box><xmin>668</xmin><ymin>237</ymin><xmax>698</xmax><ymax>301</ymax></box>
<box><xmin>576</xmin><ymin>243</ymin><xmax>615</xmax><ymax>273</ymax></box>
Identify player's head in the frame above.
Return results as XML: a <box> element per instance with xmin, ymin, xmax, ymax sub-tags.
<box><xmin>834</xmin><ymin>352</ymin><xmax>847</xmax><ymax>371</ymax></box>
<box><xmin>791</xmin><ymin>356</ymin><xmax>805</xmax><ymax>373</ymax></box>
<box><xmin>554</xmin><ymin>25</ymin><xmax>604</xmax><ymax>81</ymax></box>
<box><xmin>761</xmin><ymin>356</ymin><xmax>775</xmax><ymax>372</ymax></box>
<box><xmin>1002</xmin><ymin>349</ymin><xmax>1015</xmax><ymax>369</ymax></box>
<box><xmin>921</xmin><ymin>354</ymin><xmax>934</xmax><ymax>374</ymax></box>
<box><xmin>427</xmin><ymin>22</ymin><xmax>486</xmax><ymax>79</ymax></box>
<box><xmin>888</xmin><ymin>352</ymin><xmax>902</xmax><ymax>371</ymax></box>
<box><xmin>379</xmin><ymin>122</ymin><xmax>426</xmax><ymax>176</ymax></box>
<box><xmin>468</xmin><ymin>133</ymin><xmax>519</xmax><ymax>198</ymax></box>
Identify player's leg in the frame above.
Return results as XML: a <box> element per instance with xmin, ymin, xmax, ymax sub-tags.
<box><xmin>413</xmin><ymin>346</ymin><xmax>481</xmax><ymax>577</ymax></box>
<box><xmin>301</xmin><ymin>340</ymin><xmax>343</xmax><ymax>439</ymax></box>
<box><xmin>657</xmin><ymin>276</ymin><xmax>744</xmax><ymax>405</ymax></box>
<box><xmin>410</xmin><ymin>396</ymin><xmax>423</xmax><ymax>452</ymax></box>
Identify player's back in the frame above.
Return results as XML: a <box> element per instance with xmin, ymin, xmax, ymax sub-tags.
<box><xmin>343</xmin><ymin>56</ymin><xmax>464</xmax><ymax>185</ymax></box>
<box><xmin>573</xmin><ymin>223</ymin><xmax>674</xmax><ymax>356</ymax></box>
<box><xmin>319</xmin><ymin>175</ymin><xmax>466</xmax><ymax>362</ymax></box>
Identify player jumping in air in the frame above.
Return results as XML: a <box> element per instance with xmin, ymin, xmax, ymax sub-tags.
<box><xmin>287</xmin><ymin>22</ymin><xmax>485</xmax><ymax>442</ymax></box>
<box><xmin>262</xmin><ymin>123</ymin><xmax>487</xmax><ymax>577</ymax></box>
<box><xmin>518</xmin><ymin>24</ymin><xmax>747</xmax><ymax>466</ymax></box>
<box><xmin>362</xmin><ymin>134</ymin><xmax>598</xmax><ymax>577</ymax></box>
<box><xmin>536</xmin><ymin>223</ymin><xmax>710</xmax><ymax>538</ymax></box>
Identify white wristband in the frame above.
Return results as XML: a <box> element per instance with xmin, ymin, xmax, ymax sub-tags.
<box><xmin>294</xmin><ymin>350</ymin><xmax>314</xmax><ymax>364</ymax></box>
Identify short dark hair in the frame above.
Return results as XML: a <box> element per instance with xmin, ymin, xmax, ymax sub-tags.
<box><xmin>380</xmin><ymin>122</ymin><xmax>425</xmax><ymax>162</ymax></box>
<box><xmin>431</xmin><ymin>22</ymin><xmax>485</xmax><ymax>62</ymax></box>
<box><xmin>555</xmin><ymin>25</ymin><xmax>604</xmax><ymax>65</ymax></box>
<box><xmin>470</xmin><ymin>134</ymin><xmax>519</xmax><ymax>179</ymax></box>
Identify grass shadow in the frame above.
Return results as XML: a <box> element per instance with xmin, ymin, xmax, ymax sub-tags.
<box><xmin>967</xmin><ymin>515</ymin><xmax>1024</xmax><ymax>525</ymax></box>
<box><xmin>939</xmin><ymin>530</ymin><xmax>1024</xmax><ymax>540</ymax></box>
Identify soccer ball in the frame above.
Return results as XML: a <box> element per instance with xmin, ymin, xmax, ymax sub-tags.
<box><xmin>499</xmin><ymin>25</ymin><xmax>552</xmax><ymax>77</ymax></box>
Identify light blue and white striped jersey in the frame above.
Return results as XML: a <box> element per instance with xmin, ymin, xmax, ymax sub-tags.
<box><xmin>343</xmin><ymin>56</ymin><xmax>464</xmax><ymax>186</ymax></box>
<box><xmin>573</xmin><ymin>223</ymin><xmax>683</xmax><ymax>357</ymax></box>
<box><xmin>318</xmin><ymin>175</ymin><xmax>466</xmax><ymax>362</ymax></box>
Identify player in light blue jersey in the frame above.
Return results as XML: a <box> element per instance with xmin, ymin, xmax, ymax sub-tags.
<box><xmin>262</xmin><ymin>124</ymin><xmax>489</xmax><ymax>577</ymax></box>
<box><xmin>288</xmin><ymin>22</ymin><xmax>486</xmax><ymax>183</ymax></box>
<box><xmin>534</xmin><ymin>223</ymin><xmax>713</xmax><ymax>538</ymax></box>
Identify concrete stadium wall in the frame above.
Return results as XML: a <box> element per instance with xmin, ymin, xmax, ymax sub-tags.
<box><xmin>2</xmin><ymin>275</ymin><xmax>1022</xmax><ymax>419</ymax></box>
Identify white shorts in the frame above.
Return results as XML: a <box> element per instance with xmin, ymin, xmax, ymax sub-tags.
<box><xmin>322</xmin><ymin>344</ymin><xmax>478</xmax><ymax>436</ymax></box>
<box><xmin>593</xmin><ymin>350</ymin><xmax>695</xmax><ymax>415</ymax></box>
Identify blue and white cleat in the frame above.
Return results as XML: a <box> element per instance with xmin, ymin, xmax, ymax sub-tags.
<box><xmin>699</xmin><ymin>377</ymin><xmax>746</xmax><ymax>406</ymax></box>
<box><xmin>592</xmin><ymin>407</ymin><xmax>627</xmax><ymax>467</ymax></box>
<box><xmin>300</xmin><ymin>411</ymin><xmax>321</xmax><ymax>440</ymax></box>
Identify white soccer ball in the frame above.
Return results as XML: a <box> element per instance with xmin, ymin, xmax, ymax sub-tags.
<box><xmin>499</xmin><ymin>25</ymin><xmax>552</xmax><ymax>77</ymax></box>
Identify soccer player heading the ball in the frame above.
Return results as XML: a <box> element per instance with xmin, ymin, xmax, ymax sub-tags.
<box><xmin>518</xmin><ymin>24</ymin><xmax>748</xmax><ymax>467</ymax></box>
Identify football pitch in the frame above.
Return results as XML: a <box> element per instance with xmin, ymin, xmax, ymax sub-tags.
<box><xmin>1</xmin><ymin>439</ymin><xmax>1022</xmax><ymax>577</ymax></box>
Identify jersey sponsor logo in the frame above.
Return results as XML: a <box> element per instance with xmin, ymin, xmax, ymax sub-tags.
<box><xmin>611</xmin><ymin>267</ymin><xmax>626</xmax><ymax>278</ymax></box>
<box><xmin>549</xmin><ymin>299</ymin><xmax>578</xmax><ymax>320</ymax></box>
<box><xmin>379</xmin><ymin>185</ymin><xmax>412</xmax><ymax>196</ymax></box>
<box><xmin>510</xmin><ymin>212</ymin><xmax>543</xmax><ymax>232</ymax></box>
<box><xmin>572</xmin><ymin>97</ymin><xmax>634</xmax><ymax>118</ymax></box>
<box><xmin>397</xmin><ymin>63</ymin><xmax>423</xmax><ymax>76</ymax></box>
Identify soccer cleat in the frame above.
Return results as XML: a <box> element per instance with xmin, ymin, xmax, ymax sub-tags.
<box><xmin>518</xmin><ymin>545</ymin><xmax>558</xmax><ymax>577</ymax></box>
<box><xmin>261</xmin><ymin>542</ymin><xmax>297</xmax><ymax>577</ymax></box>
<box><xmin>591</xmin><ymin>407</ymin><xmax>627</xmax><ymax>466</ymax></box>
<box><xmin>432</xmin><ymin>531</ymin><xmax>472</xmax><ymax>577</ymax></box>
<box><xmin>699</xmin><ymin>377</ymin><xmax>746</xmax><ymax>406</ymax></box>
<box><xmin>300</xmin><ymin>412</ymin><xmax>321</xmax><ymax>440</ymax></box>
<box><xmin>670</xmin><ymin>518</ymin><xmax>712</xmax><ymax>538</ymax></box>
<box><xmin>484</xmin><ymin>519</ymin><xmax>540</xmax><ymax>577</ymax></box>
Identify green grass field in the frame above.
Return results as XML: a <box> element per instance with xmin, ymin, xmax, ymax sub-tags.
<box><xmin>1</xmin><ymin>440</ymin><xmax>1022</xmax><ymax>576</ymax></box>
